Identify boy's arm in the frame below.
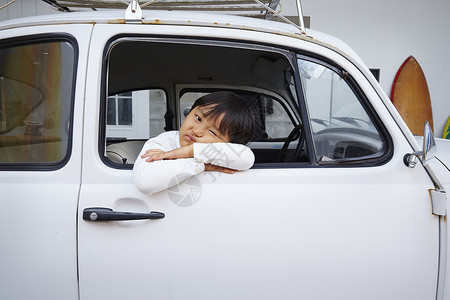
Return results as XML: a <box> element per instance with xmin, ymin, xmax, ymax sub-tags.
<box><xmin>144</xmin><ymin>143</ymin><xmax>255</xmax><ymax>171</ymax></box>
<box><xmin>143</xmin><ymin>145</ymin><xmax>237</xmax><ymax>174</ymax></box>
<box><xmin>133</xmin><ymin>138</ymin><xmax>205</xmax><ymax>195</ymax></box>
<box><xmin>133</xmin><ymin>152</ymin><xmax>204</xmax><ymax>195</ymax></box>
<box><xmin>194</xmin><ymin>143</ymin><xmax>254</xmax><ymax>170</ymax></box>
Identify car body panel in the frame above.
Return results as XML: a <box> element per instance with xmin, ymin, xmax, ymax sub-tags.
<box><xmin>74</xmin><ymin>22</ymin><xmax>441</xmax><ymax>300</ymax></box>
<box><xmin>434</xmin><ymin>138</ymin><xmax>450</xmax><ymax>170</ymax></box>
<box><xmin>0</xmin><ymin>23</ymin><xmax>93</xmax><ymax>299</ymax></box>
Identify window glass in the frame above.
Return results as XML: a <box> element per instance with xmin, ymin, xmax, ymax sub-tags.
<box><xmin>298</xmin><ymin>59</ymin><xmax>385</xmax><ymax>163</ymax></box>
<box><xmin>263</xmin><ymin>97</ymin><xmax>294</xmax><ymax>139</ymax></box>
<box><xmin>0</xmin><ymin>40</ymin><xmax>75</xmax><ymax>165</ymax></box>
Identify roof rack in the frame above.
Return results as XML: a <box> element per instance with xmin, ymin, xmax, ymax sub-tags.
<box><xmin>41</xmin><ymin>0</ymin><xmax>306</xmax><ymax>34</ymax></box>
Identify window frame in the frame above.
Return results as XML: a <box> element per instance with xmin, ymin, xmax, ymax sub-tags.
<box><xmin>99</xmin><ymin>35</ymin><xmax>306</xmax><ymax>169</ymax></box>
<box><xmin>98</xmin><ymin>35</ymin><xmax>392</xmax><ymax>170</ymax></box>
<box><xmin>0</xmin><ymin>34</ymin><xmax>78</xmax><ymax>171</ymax></box>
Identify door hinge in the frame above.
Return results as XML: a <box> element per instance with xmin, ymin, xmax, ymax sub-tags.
<box><xmin>430</xmin><ymin>189</ymin><xmax>447</xmax><ymax>216</ymax></box>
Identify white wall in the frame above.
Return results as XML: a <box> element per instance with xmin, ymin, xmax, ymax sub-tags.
<box><xmin>2</xmin><ymin>0</ymin><xmax>449</xmax><ymax>136</ymax></box>
<box><xmin>0</xmin><ymin>0</ymin><xmax>57</xmax><ymax>20</ymax></box>
<box><xmin>294</xmin><ymin>0</ymin><xmax>450</xmax><ymax>137</ymax></box>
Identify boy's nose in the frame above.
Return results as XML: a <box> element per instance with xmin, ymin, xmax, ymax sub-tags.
<box><xmin>192</xmin><ymin>126</ymin><xmax>204</xmax><ymax>137</ymax></box>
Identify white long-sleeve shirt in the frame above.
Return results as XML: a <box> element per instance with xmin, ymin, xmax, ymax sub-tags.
<box><xmin>133</xmin><ymin>131</ymin><xmax>255</xmax><ymax>195</ymax></box>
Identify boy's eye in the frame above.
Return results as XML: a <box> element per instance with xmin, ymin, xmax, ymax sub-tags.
<box><xmin>195</xmin><ymin>115</ymin><xmax>201</xmax><ymax>122</ymax></box>
<box><xmin>209</xmin><ymin>130</ymin><xmax>218</xmax><ymax>137</ymax></box>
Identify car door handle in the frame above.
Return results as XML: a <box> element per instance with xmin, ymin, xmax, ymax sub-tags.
<box><xmin>83</xmin><ymin>207</ymin><xmax>165</xmax><ymax>222</ymax></box>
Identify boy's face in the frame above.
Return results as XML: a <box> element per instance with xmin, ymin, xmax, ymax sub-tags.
<box><xmin>179</xmin><ymin>105</ymin><xmax>230</xmax><ymax>147</ymax></box>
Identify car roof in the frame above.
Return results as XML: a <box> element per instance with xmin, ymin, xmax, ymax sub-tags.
<box><xmin>0</xmin><ymin>9</ymin><xmax>297</xmax><ymax>33</ymax></box>
<box><xmin>0</xmin><ymin>9</ymin><xmax>360</xmax><ymax>58</ymax></box>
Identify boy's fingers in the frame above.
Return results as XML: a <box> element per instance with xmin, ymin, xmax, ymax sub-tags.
<box><xmin>142</xmin><ymin>145</ymin><xmax>194</xmax><ymax>162</ymax></box>
<box><xmin>142</xmin><ymin>149</ymin><xmax>164</xmax><ymax>158</ymax></box>
<box><xmin>145</xmin><ymin>153</ymin><xmax>167</xmax><ymax>162</ymax></box>
<box><xmin>145</xmin><ymin>151</ymin><xmax>178</xmax><ymax>162</ymax></box>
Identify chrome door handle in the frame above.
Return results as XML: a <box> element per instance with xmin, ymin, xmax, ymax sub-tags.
<box><xmin>83</xmin><ymin>207</ymin><xmax>165</xmax><ymax>222</ymax></box>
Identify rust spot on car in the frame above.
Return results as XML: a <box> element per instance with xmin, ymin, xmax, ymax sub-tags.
<box><xmin>142</xmin><ymin>19</ymin><xmax>163</xmax><ymax>25</ymax></box>
<box><xmin>108</xmin><ymin>19</ymin><xmax>126</xmax><ymax>24</ymax></box>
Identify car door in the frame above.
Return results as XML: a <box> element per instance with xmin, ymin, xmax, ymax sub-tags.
<box><xmin>78</xmin><ymin>25</ymin><xmax>439</xmax><ymax>300</ymax></box>
<box><xmin>0</xmin><ymin>24</ymin><xmax>91</xmax><ymax>299</ymax></box>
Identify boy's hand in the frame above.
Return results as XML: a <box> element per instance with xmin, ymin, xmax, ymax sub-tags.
<box><xmin>141</xmin><ymin>146</ymin><xmax>238</xmax><ymax>174</ymax></box>
<box><xmin>143</xmin><ymin>145</ymin><xmax>194</xmax><ymax>162</ymax></box>
<box><xmin>141</xmin><ymin>149</ymin><xmax>165</xmax><ymax>160</ymax></box>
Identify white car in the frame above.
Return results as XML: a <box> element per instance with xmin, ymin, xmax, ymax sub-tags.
<box><xmin>0</xmin><ymin>1</ymin><xmax>449</xmax><ymax>299</ymax></box>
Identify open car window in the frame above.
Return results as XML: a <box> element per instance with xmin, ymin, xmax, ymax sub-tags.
<box><xmin>102</xmin><ymin>38</ymin><xmax>309</xmax><ymax>167</ymax></box>
<box><xmin>101</xmin><ymin>38</ymin><xmax>392</xmax><ymax>168</ymax></box>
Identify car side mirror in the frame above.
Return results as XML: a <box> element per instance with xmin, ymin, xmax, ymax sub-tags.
<box><xmin>404</xmin><ymin>121</ymin><xmax>436</xmax><ymax>168</ymax></box>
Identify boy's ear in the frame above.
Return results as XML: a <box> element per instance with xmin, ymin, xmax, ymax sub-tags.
<box><xmin>183</xmin><ymin>107</ymin><xmax>191</xmax><ymax>117</ymax></box>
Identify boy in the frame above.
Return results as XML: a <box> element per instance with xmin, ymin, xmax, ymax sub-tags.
<box><xmin>133</xmin><ymin>91</ymin><xmax>255</xmax><ymax>195</ymax></box>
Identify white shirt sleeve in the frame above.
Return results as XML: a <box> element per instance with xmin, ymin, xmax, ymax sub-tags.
<box><xmin>134</xmin><ymin>158</ymin><xmax>205</xmax><ymax>195</ymax></box>
<box><xmin>193</xmin><ymin>143</ymin><xmax>255</xmax><ymax>171</ymax></box>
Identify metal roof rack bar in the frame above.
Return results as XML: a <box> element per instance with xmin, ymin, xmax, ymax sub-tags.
<box><xmin>294</xmin><ymin>0</ymin><xmax>305</xmax><ymax>34</ymax></box>
<box><xmin>251</xmin><ymin>0</ymin><xmax>304</xmax><ymax>34</ymax></box>
<box><xmin>41</xmin><ymin>0</ymin><xmax>306</xmax><ymax>34</ymax></box>
<box><xmin>0</xmin><ymin>0</ymin><xmax>20</xmax><ymax>11</ymax></box>
<box><xmin>263</xmin><ymin>0</ymin><xmax>279</xmax><ymax>20</ymax></box>
<box><xmin>41</xmin><ymin>0</ymin><xmax>71</xmax><ymax>11</ymax></box>
<box><xmin>43</xmin><ymin>0</ymin><xmax>274</xmax><ymax>11</ymax></box>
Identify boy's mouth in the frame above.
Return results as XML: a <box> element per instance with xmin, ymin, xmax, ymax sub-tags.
<box><xmin>185</xmin><ymin>134</ymin><xmax>196</xmax><ymax>143</ymax></box>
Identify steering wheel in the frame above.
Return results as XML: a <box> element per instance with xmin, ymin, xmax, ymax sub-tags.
<box><xmin>277</xmin><ymin>123</ymin><xmax>305</xmax><ymax>162</ymax></box>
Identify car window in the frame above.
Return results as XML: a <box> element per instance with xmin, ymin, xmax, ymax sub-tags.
<box><xmin>0</xmin><ymin>39</ymin><xmax>75</xmax><ymax>168</ymax></box>
<box><xmin>298</xmin><ymin>58</ymin><xmax>387</xmax><ymax>164</ymax></box>
<box><xmin>102</xmin><ymin>38</ymin><xmax>307</xmax><ymax>167</ymax></box>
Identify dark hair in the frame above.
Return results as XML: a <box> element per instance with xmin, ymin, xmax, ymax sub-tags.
<box><xmin>191</xmin><ymin>91</ymin><xmax>254</xmax><ymax>144</ymax></box>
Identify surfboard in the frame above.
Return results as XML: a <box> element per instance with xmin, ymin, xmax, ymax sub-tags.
<box><xmin>391</xmin><ymin>56</ymin><xmax>433</xmax><ymax>135</ymax></box>
<box><xmin>444</xmin><ymin>116</ymin><xmax>450</xmax><ymax>139</ymax></box>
